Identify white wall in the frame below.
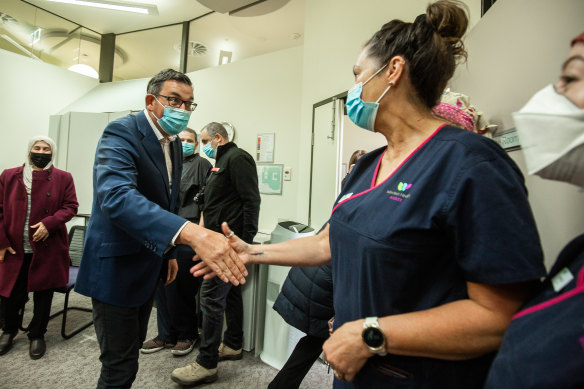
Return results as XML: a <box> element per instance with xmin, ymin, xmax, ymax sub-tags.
<box><xmin>45</xmin><ymin>46</ymin><xmax>304</xmax><ymax>233</ymax></box>
<box><xmin>0</xmin><ymin>49</ymin><xmax>98</xmax><ymax>169</ymax></box>
<box><xmin>449</xmin><ymin>0</ymin><xmax>584</xmax><ymax>267</ymax></box>
<box><xmin>295</xmin><ymin>0</ymin><xmax>481</xmax><ymax>224</ymax></box>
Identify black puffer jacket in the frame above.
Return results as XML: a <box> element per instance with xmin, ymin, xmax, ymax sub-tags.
<box><xmin>272</xmin><ymin>263</ymin><xmax>333</xmax><ymax>338</ymax></box>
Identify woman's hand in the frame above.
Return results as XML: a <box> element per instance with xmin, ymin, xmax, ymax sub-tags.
<box><xmin>322</xmin><ymin>319</ymin><xmax>371</xmax><ymax>382</ymax></box>
<box><xmin>31</xmin><ymin>222</ymin><xmax>49</xmax><ymax>242</ymax></box>
<box><xmin>0</xmin><ymin>247</ymin><xmax>16</xmax><ymax>262</ymax></box>
<box><xmin>190</xmin><ymin>222</ymin><xmax>254</xmax><ymax>279</ymax></box>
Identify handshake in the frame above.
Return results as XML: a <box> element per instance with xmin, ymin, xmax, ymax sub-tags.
<box><xmin>175</xmin><ymin>221</ymin><xmax>254</xmax><ymax>286</ymax></box>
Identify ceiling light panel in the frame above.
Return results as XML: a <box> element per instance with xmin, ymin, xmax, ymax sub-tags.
<box><xmin>45</xmin><ymin>0</ymin><xmax>158</xmax><ymax>15</ymax></box>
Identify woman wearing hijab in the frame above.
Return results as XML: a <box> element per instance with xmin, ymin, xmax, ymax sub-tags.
<box><xmin>0</xmin><ymin>136</ymin><xmax>78</xmax><ymax>359</ymax></box>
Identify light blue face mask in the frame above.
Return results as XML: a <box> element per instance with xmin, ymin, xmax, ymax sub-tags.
<box><xmin>346</xmin><ymin>64</ymin><xmax>391</xmax><ymax>131</ymax></box>
<box><xmin>182</xmin><ymin>142</ymin><xmax>194</xmax><ymax>156</ymax></box>
<box><xmin>203</xmin><ymin>142</ymin><xmax>216</xmax><ymax>159</ymax></box>
<box><xmin>153</xmin><ymin>97</ymin><xmax>192</xmax><ymax>135</ymax></box>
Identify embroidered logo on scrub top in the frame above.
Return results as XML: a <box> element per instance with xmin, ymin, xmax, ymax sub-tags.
<box><xmin>387</xmin><ymin>182</ymin><xmax>413</xmax><ymax>202</ymax></box>
<box><xmin>397</xmin><ymin>182</ymin><xmax>412</xmax><ymax>191</ymax></box>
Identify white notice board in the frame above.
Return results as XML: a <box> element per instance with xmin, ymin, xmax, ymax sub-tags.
<box><xmin>256</xmin><ymin>133</ymin><xmax>275</xmax><ymax>162</ymax></box>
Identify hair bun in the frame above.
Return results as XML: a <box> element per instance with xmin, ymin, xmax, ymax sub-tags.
<box><xmin>426</xmin><ymin>0</ymin><xmax>468</xmax><ymax>40</ymax></box>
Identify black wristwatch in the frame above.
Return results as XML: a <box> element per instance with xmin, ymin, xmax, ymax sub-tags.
<box><xmin>362</xmin><ymin>317</ymin><xmax>387</xmax><ymax>356</ymax></box>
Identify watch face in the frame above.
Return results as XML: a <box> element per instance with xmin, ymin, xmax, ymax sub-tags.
<box><xmin>362</xmin><ymin>327</ymin><xmax>384</xmax><ymax>348</ymax></box>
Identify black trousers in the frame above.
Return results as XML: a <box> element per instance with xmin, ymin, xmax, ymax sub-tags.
<box><xmin>92</xmin><ymin>296</ymin><xmax>153</xmax><ymax>389</ymax></box>
<box><xmin>196</xmin><ymin>277</ymin><xmax>243</xmax><ymax>369</ymax></box>
<box><xmin>268</xmin><ymin>334</ymin><xmax>327</xmax><ymax>389</ymax></box>
<box><xmin>164</xmin><ymin>245</ymin><xmax>201</xmax><ymax>341</ymax></box>
<box><xmin>1</xmin><ymin>253</ymin><xmax>54</xmax><ymax>339</ymax></box>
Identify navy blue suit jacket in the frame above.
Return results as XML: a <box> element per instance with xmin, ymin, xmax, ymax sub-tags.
<box><xmin>75</xmin><ymin>111</ymin><xmax>186</xmax><ymax>307</ymax></box>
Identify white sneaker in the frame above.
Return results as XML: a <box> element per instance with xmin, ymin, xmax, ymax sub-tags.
<box><xmin>171</xmin><ymin>361</ymin><xmax>218</xmax><ymax>386</ymax></box>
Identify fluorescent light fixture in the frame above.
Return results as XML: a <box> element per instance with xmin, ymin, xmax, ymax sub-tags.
<box><xmin>68</xmin><ymin>63</ymin><xmax>99</xmax><ymax>78</ymax></box>
<box><xmin>45</xmin><ymin>0</ymin><xmax>158</xmax><ymax>15</ymax></box>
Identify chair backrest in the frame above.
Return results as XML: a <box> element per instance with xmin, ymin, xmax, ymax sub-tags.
<box><xmin>68</xmin><ymin>225</ymin><xmax>87</xmax><ymax>267</ymax></box>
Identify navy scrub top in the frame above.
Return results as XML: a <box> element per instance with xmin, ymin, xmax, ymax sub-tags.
<box><xmin>329</xmin><ymin>125</ymin><xmax>546</xmax><ymax>389</ymax></box>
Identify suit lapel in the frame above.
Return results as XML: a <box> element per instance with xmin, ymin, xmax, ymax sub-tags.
<box><xmin>137</xmin><ymin>112</ymin><xmax>171</xmax><ymax>199</ymax></box>
<box><xmin>169</xmin><ymin>139</ymin><xmax>182</xmax><ymax>212</ymax></box>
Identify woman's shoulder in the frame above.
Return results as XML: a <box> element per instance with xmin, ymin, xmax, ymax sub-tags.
<box><xmin>435</xmin><ymin>125</ymin><xmax>510</xmax><ymax>163</ymax></box>
<box><xmin>1</xmin><ymin>165</ymin><xmax>24</xmax><ymax>178</ymax></box>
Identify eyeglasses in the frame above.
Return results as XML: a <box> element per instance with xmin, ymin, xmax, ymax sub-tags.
<box><xmin>155</xmin><ymin>94</ymin><xmax>198</xmax><ymax>111</ymax></box>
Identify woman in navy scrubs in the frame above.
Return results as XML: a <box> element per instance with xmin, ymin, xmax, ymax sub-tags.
<box><xmin>195</xmin><ymin>1</ymin><xmax>546</xmax><ymax>387</ymax></box>
<box><xmin>485</xmin><ymin>32</ymin><xmax>584</xmax><ymax>389</ymax></box>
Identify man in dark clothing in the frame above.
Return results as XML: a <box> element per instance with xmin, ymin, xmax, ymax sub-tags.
<box><xmin>142</xmin><ymin>128</ymin><xmax>212</xmax><ymax>357</ymax></box>
<box><xmin>172</xmin><ymin>122</ymin><xmax>260</xmax><ymax>386</ymax></box>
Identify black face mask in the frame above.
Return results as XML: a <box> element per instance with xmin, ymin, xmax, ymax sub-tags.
<box><xmin>30</xmin><ymin>153</ymin><xmax>52</xmax><ymax>169</ymax></box>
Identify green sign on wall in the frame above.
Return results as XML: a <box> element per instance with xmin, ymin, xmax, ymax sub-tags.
<box><xmin>257</xmin><ymin>164</ymin><xmax>283</xmax><ymax>195</ymax></box>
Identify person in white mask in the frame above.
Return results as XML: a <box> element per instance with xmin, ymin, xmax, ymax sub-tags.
<box><xmin>485</xmin><ymin>32</ymin><xmax>584</xmax><ymax>389</ymax></box>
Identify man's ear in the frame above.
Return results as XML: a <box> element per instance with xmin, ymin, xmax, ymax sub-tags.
<box><xmin>145</xmin><ymin>94</ymin><xmax>156</xmax><ymax>111</ymax></box>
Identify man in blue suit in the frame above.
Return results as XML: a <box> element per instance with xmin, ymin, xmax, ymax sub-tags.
<box><xmin>75</xmin><ymin>69</ymin><xmax>247</xmax><ymax>389</ymax></box>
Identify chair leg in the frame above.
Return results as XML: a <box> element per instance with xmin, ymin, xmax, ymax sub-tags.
<box><xmin>49</xmin><ymin>289</ymin><xmax>93</xmax><ymax>340</ymax></box>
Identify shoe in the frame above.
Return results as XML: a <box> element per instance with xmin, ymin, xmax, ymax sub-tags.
<box><xmin>0</xmin><ymin>332</ymin><xmax>17</xmax><ymax>356</ymax></box>
<box><xmin>218</xmin><ymin>342</ymin><xmax>242</xmax><ymax>361</ymax></box>
<box><xmin>29</xmin><ymin>338</ymin><xmax>46</xmax><ymax>360</ymax></box>
<box><xmin>140</xmin><ymin>336</ymin><xmax>175</xmax><ymax>354</ymax></box>
<box><xmin>171</xmin><ymin>361</ymin><xmax>218</xmax><ymax>386</ymax></box>
<box><xmin>171</xmin><ymin>338</ymin><xmax>198</xmax><ymax>357</ymax></box>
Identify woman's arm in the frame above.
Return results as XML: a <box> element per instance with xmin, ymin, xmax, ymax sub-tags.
<box><xmin>191</xmin><ymin>222</ymin><xmax>332</xmax><ymax>278</ymax></box>
<box><xmin>323</xmin><ymin>280</ymin><xmax>536</xmax><ymax>381</ymax></box>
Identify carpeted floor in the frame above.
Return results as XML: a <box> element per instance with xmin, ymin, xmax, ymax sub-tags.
<box><xmin>0</xmin><ymin>291</ymin><xmax>334</xmax><ymax>389</ymax></box>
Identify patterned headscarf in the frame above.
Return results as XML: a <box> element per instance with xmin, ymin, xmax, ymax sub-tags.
<box><xmin>432</xmin><ymin>89</ymin><xmax>497</xmax><ymax>136</ymax></box>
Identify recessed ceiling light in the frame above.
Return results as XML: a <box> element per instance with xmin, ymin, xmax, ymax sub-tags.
<box><xmin>45</xmin><ymin>0</ymin><xmax>158</xmax><ymax>15</ymax></box>
<box><xmin>68</xmin><ymin>63</ymin><xmax>98</xmax><ymax>78</ymax></box>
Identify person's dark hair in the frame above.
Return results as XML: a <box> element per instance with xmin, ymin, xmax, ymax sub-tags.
<box><xmin>349</xmin><ymin>149</ymin><xmax>367</xmax><ymax>166</ymax></box>
<box><xmin>183</xmin><ymin>127</ymin><xmax>198</xmax><ymax>142</ymax></box>
<box><xmin>203</xmin><ymin>122</ymin><xmax>229</xmax><ymax>140</ymax></box>
<box><xmin>147</xmin><ymin>68</ymin><xmax>192</xmax><ymax>95</ymax></box>
<box><xmin>365</xmin><ymin>0</ymin><xmax>468</xmax><ymax>109</ymax></box>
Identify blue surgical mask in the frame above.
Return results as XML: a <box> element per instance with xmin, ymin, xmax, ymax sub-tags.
<box><xmin>346</xmin><ymin>64</ymin><xmax>391</xmax><ymax>131</ymax></box>
<box><xmin>203</xmin><ymin>143</ymin><xmax>216</xmax><ymax>159</ymax></box>
<box><xmin>153</xmin><ymin>97</ymin><xmax>192</xmax><ymax>135</ymax></box>
<box><xmin>182</xmin><ymin>142</ymin><xmax>194</xmax><ymax>156</ymax></box>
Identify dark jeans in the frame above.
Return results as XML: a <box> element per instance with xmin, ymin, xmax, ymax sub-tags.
<box><xmin>268</xmin><ymin>334</ymin><xmax>327</xmax><ymax>389</ymax></box>
<box><xmin>196</xmin><ymin>277</ymin><xmax>243</xmax><ymax>369</ymax></box>
<box><xmin>92</xmin><ymin>296</ymin><xmax>153</xmax><ymax>389</ymax></box>
<box><xmin>1</xmin><ymin>253</ymin><xmax>54</xmax><ymax>339</ymax></box>
<box><xmin>155</xmin><ymin>245</ymin><xmax>201</xmax><ymax>343</ymax></box>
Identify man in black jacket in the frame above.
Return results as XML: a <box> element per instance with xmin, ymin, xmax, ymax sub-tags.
<box><xmin>172</xmin><ymin>122</ymin><xmax>260</xmax><ymax>386</ymax></box>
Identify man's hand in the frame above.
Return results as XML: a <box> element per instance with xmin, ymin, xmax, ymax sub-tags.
<box><xmin>166</xmin><ymin>259</ymin><xmax>178</xmax><ymax>285</ymax></box>
<box><xmin>191</xmin><ymin>222</ymin><xmax>253</xmax><ymax>279</ymax></box>
<box><xmin>176</xmin><ymin>222</ymin><xmax>247</xmax><ymax>285</ymax></box>
<box><xmin>31</xmin><ymin>222</ymin><xmax>49</xmax><ymax>242</ymax></box>
<box><xmin>0</xmin><ymin>247</ymin><xmax>16</xmax><ymax>263</ymax></box>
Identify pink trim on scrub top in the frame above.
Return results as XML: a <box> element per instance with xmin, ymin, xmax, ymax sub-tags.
<box><xmin>512</xmin><ymin>265</ymin><xmax>584</xmax><ymax>320</ymax></box>
<box><xmin>331</xmin><ymin>124</ymin><xmax>446</xmax><ymax>216</ymax></box>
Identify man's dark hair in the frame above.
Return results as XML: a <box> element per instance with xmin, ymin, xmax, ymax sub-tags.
<box><xmin>183</xmin><ymin>127</ymin><xmax>198</xmax><ymax>142</ymax></box>
<box><xmin>147</xmin><ymin>68</ymin><xmax>192</xmax><ymax>95</ymax></box>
